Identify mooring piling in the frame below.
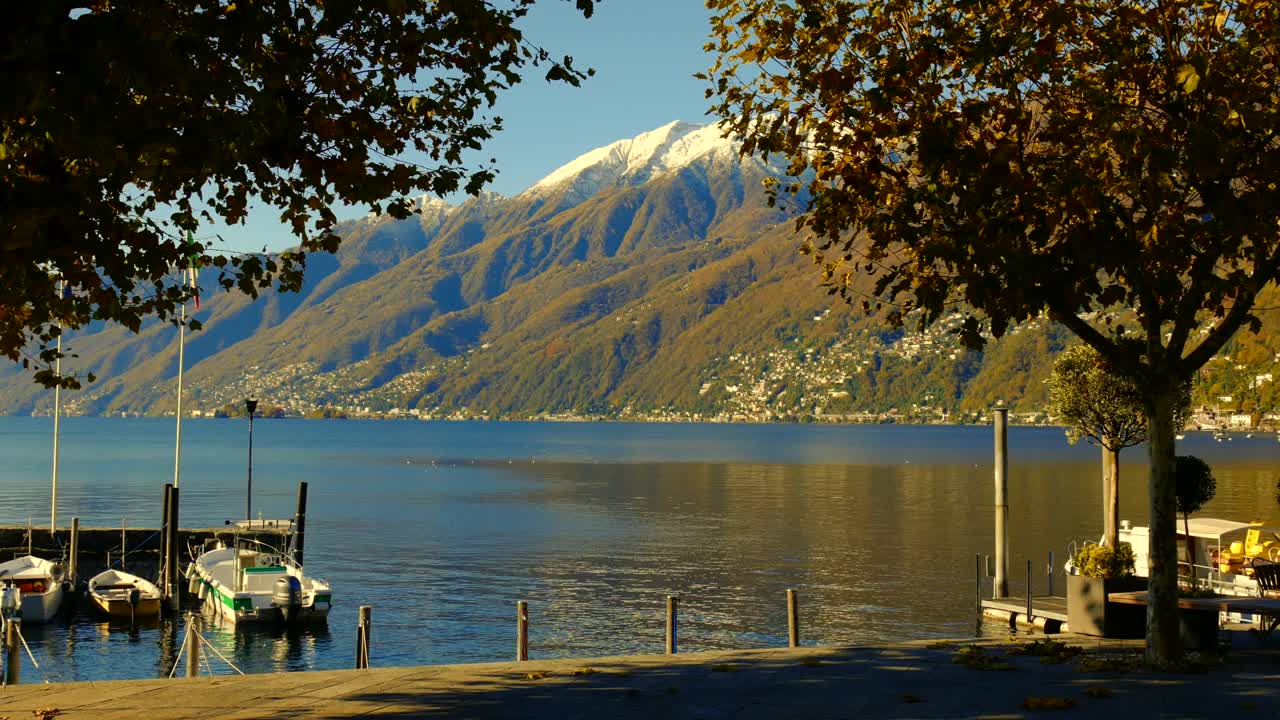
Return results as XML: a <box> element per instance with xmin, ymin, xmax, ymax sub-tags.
<box><xmin>292</xmin><ymin>481</ymin><xmax>308</xmax><ymax>566</ymax></box>
<box><xmin>167</xmin><ymin>486</ymin><xmax>180</xmax><ymax>614</ymax></box>
<box><xmin>355</xmin><ymin>605</ymin><xmax>372</xmax><ymax>669</ymax></box>
<box><xmin>160</xmin><ymin>484</ymin><xmax>172</xmax><ymax>598</ymax></box>
<box><xmin>185</xmin><ymin>614</ymin><xmax>200</xmax><ymax>678</ymax></box>
<box><xmin>4</xmin><ymin>618</ymin><xmax>20</xmax><ymax>685</ymax></box>
<box><xmin>665</xmin><ymin>595</ymin><xmax>678</xmax><ymax>655</ymax></box>
<box><xmin>69</xmin><ymin>517</ymin><xmax>80</xmax><ymax>585</ymax></box>
<box><xmin>516</xmin><ymin>601</ymin><xmax>529</xmax><ymax>661</ymax></box>
<box><xmin>993</xmin><ymin>407</ymin><xmax>1009</xmax><ymax>598</ymax></box>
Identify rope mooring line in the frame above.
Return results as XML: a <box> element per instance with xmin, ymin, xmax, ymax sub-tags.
<box><xmin>196</xmin><ymin>633</ymin><xmax>245</xmax><ymax>675</ymax></box>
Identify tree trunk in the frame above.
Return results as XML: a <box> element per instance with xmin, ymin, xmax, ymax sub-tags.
<box><xmin>1145</xmin><ymin>390</ymin><xmax>1183</xmax><ymax>666</ymax></box>
<box><xmin>1100</xmin><ymin>441</ymin><xmax>1113</xmax><ymax>547</ymax></box>
<box><xmin>1105</xmin><ymin>444</ymin><xmax>1120</xmax><ymax>549</ymax></box>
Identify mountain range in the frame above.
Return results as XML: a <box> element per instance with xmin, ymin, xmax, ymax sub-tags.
<box><xmin>3</xmin><ymin>120</ymin><xmax>1277</xmax><ymax>421</ymax></box>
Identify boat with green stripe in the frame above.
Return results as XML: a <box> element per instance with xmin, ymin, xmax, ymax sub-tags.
<box><xmin>187</xmin><ymin>544</ymin><xmax>331</xmax><ymax>625</ymax></box>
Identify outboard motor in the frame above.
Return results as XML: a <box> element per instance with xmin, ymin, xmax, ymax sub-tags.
<box><xmin>272</xmin><ymin>576</ymin><xmax>303</xmax><ymax>623</ymax></box>
<box><xmin>0</xmin><ymin>581</ymin><xmax>20</xmax><ymax>621</ymax></box>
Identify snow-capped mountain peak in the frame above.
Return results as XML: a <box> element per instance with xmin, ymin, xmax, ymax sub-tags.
<box><xmin>524</xmin><ymin>120</ymin><xmax>745</xmax><ymax>199</ymax></box>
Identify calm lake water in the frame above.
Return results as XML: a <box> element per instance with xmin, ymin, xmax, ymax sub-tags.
<box><xmin>1</xmin><ymin>417</ymin><xmax>1277</xmax><ymax>681</ymax></box>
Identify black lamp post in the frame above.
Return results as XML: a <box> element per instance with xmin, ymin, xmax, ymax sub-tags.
<box><xmin>245</xmin><ymin>397</ymin><xmax>257</xmax><ymax>523</ymax></box>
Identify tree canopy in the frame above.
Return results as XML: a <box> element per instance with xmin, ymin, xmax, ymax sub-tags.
<box><xmin>705</xmin><ymin>0</ymin><xmax>1280</xmax><ymax>665</ymax></box>
<box><xmin>1</xmin><ymin>0</ymin><xmax>595</xmax><ymax>386</ymax></box>
<box><xmin>1174</xmin><ymin>455</ymin><xmax>1216</xmax><ymax>520</ymax></box>
<box><xmin>1049</xmin><ymin>344</ymin><xmax>1146</xmax><ymax>451</ymax></box>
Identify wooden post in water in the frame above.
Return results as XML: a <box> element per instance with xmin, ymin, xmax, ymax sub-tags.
<box><xmin>69</xmin><ymin>517</ymin><xmax>80</xmax><ymax>585</ymax></box>
<box><xmin>516</xmin><ymin>601</ymin><xmax>529</xmax><ymax>661</ymax></box>
<box><xmin>786</xmin><ymin>589</ymin><xmax>800</xmax><ymax>648</ymax></box>
<box><xmin>168</xmin><ymin>486</ymin><xmax>180</xmax><ymax>614</ymax></box>
<box><xmin>292</xmin><ymin>481</ymin><xmax>308</xmax><ymax>566</ymax></box>
<box><xmin>185</xmin><ymin>613</ymin><xmax>200</xmax><ymax>678</ymax></box>
<box><xmin>665</xmin><ymin>595</ymin><xmax>678</xmax><ymax>655</ymax></box>
<box><xmin>993</xmin><ymin>408</ymin><xmax>1009</xmax><ymax>598</ymax></box>
<box><xmin>121</xmin><ymin>517</ymin><xmax>127</xmax><ymax>571</ymax></box>
<box><xmin>355</xmin><ymin>605</ymin><xmax>372</xmax><ymax>669</ymax></box>
<box><xmin>5</xmin><ymin>618</ymin><xmax>20</xmax><ymax>685</ymax></box>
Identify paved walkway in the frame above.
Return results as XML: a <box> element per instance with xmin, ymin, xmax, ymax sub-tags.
<box><xmin>2</xmin><ymin>635</ymin><xmax>1277</xmax><ymax>719</ymax></box>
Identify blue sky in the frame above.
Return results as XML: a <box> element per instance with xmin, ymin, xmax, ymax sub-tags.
<box><xmin>212</xmin><ymin>0</ymin><xmax>716</xmax><ymax>254</ymax></box>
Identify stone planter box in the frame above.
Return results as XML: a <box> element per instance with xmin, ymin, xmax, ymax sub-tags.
<box><xmin>1066</xmin><ymin>574</ymin><xmax>1147</xmax><ymax>638</ymax></box>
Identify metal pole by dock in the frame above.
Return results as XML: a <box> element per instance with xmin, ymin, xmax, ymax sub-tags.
<box><xmin>1025</xmin><ymin>560</ymin><xmax>1033</xmax><ymax>626</ymax></box>
<box><xmin>354</xmin><ymin>605</ymin><xmax>371</xmax><ymax>669</ymax></box>
<box><xmin>5</xmin><ymin>618</ymin><xmax>20</xmax><ymax>685</ymax></box>
<box><xmin>787</xmin><ymin>588</ymin><xmax>800</xmax><ymax>648</ymax></box>
<box><xmin>516</xmin><ymin>601</ymin><xmax>529</xmax><ymax>661</ymax></box>
<box><xmin>993</xmin><ymin>407</ymin><xmax>1009</xmax><ymax>598</ymax></box>
<box><xmin>1048</xmin><ymin>551</ymin><xmax>1055</xmax><ymax>596</ymax></box>
<box><xmin>665</xmin><ymin>595</ymin><xmax>678</xmax><ymax>655</ymax></box>
<box><xmin>185</xmin><ymin>614</ymin><xmax>200</xmax><ymax>678</ymax></box>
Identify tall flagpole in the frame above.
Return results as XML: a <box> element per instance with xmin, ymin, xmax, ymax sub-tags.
<box><xmin>51</xmin><ymin>280</ymin><xmax>62</xmax><ymax>534</ymax></box>
<box><xmin>174</xmin><ymin>300</ymin><xmax>186</xmax><ymax>490</ymax></box>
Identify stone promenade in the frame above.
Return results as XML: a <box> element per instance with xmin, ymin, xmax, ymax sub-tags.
<box><xmin>2</xmin><ymin>635</ymin><xmax>1277</xmax><ymax>719</ymax></box>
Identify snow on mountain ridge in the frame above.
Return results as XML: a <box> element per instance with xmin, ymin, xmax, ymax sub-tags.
<box><xmin>526</xmin><ymin>120</ymin><xmax>744</xmax><ymax>198</ymax></box>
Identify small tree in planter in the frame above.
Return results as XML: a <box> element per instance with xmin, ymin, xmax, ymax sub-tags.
<box><xmin>1174</xmin><ymin>455</ymin><xmax>1217</xmax><ymax>574</ymax></box>
<box><xmin>1047</xmin><ymin>345</ymin><xmax>1191</xmax><ymax>548</ymax></box>
<box><xmin>1067</xmin><ymin>543</ymin><xmax>1145</xmax><ymax>638</ymax></box>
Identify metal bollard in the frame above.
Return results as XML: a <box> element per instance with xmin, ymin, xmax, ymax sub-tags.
<box><xmin>665</xmin><ymin>595</ymin><xmax>678</xmax><ymax>655</ymax></box>
<box><xmin>786</xmin><ymin>589</ymin><xmax>800</xmax><ymax>648</ymax></box>
<box><xmin>516</xmin><ymin>601</ymin><xmax>529</xmax><ymax>662</ymax></box>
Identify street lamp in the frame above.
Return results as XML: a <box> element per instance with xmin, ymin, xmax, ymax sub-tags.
<box><xmin>245</xmin><ymin>397</ymin><xmax>257</xmax><ymax>523</ymax></box>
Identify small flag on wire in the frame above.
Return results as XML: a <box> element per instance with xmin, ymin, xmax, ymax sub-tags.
<box><xmin>185</xmin><ymin>231</ymin><xmax>201</xmax><ymax>311</ymax></box>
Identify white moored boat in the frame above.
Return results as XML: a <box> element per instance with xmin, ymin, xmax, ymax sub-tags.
<box><xmin>88</xmin><ymin>569</ymin><xmax>162</xmax><ymax>620</ymax></box>
<box><xmin>0</xmin><ymin>555</ymin><xmax>65</xmax><ymax>623</ymax></box>
<box><xmin>188</xmin><ymin>544</ymin><xmax>331</xmax><ymax>625</ymax></box>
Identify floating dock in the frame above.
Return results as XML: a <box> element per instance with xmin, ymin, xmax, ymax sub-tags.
<box><xmin>980</xmin><ymin>595</ymin><xmax>1069</xmax><ymax>632</ymax></box>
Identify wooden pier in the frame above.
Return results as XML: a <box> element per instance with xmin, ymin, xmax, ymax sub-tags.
<box><xmin>981</xmin><ymin>595</ymin><xmax>1069</xmax><ymax>632</ymax></box>
<box><xmin>0</xmin><ymin>524</ymin><xmax>292</xmax><ymax>587</ymax></box>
